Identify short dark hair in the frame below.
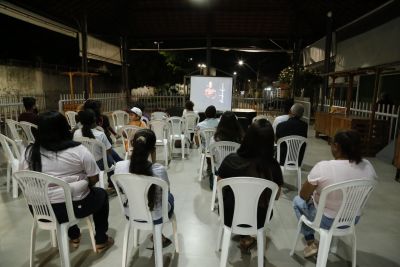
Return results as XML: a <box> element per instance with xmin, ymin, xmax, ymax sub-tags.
<box><xmin>185</xmin><ymin>100</ymin><xmax>194</xmax><ymax>111</ymax></box>
<box><xmin>333</xmin><ymin>130</ymin><xmax>362</xmax><ymax>164</ymax></box>
<box><xmin>22</xmin><ymin>97</ymin><xmax>36</xmax><ymax>110</ymax></box>
<box><xmin>205</xmin><ymin>105</ymin><xmax>216</xmax><ymax>118</ymax></box>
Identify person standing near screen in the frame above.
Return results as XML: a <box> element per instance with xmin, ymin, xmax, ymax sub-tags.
<box><xmin>204</xmin><ymin>81</ymin><xmax>217</xmax><ymax>100</ymax></box>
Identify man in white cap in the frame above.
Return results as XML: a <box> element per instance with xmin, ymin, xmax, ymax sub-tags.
<box><xmin>128</xmin><ymin>107</ymin><xmax>147</xmax><ymax>128</ymax></box>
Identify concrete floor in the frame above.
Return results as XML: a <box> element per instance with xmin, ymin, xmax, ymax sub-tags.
<box><xmin>1</xmin><ymin>129</ymin><xmax>400</xmax><ymax>267</ymax></box>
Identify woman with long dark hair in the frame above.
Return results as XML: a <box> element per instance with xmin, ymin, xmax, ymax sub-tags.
<box><xmin>114</xmin><ymin>129</ymin><xmax>174</xmax><ymax>246</ymax></box>
<box><xmin>213</xmin><ymin>111</ymin><xmax>244</xmax><ymax>143</ymax></box>
<box><xmin>20</xmin><ymin>111</ymin><xmax>113</xmax><ymax>251</ymax></box>
<box><xmin>73</xmin><ymin>109</ymin><xmax>121</xmax><ymax>189</ymax></box>
<box><xmin>293</xmin><ymin>129</ymin><xmax>377</xmax><ymax>258</ymax></box>
<box><xmin>217</xmin><ymin>119</ymin><xmax>283</xmax><ymax>252</ymax></box>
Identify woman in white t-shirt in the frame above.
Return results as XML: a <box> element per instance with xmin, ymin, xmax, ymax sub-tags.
<box><xmin>114</xmin><ymin>128</ymin><xmax>174</xmax><ymax>247</ymax></box>
<box><xmin>74</xmin><ymin>108</ymin><xmax>121</xmax><ymax>189</ymax></box>
<box><xmin>293</xmin><ymin>129</ymin><xmax>377</xmax><ymax>257</ymax></box>
<box><xmin>20</xmin><ymin>111</ymin><xmax>113</xmax><ymax>252</ymax></box>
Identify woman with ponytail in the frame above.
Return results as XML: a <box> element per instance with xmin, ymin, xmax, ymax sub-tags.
<box><xmin>217</xmin><ymin>119</ymin><xmax>283</xmax><ymax>253</ymax></box>
<box><xmin>73</xmin><ymin>109</ymin><xmax>121</xmax><ymax>189</ymax></box>
<box><xmin>114</xmin><ymin>129</ymin><xmax>174</xmax><ymax>246</ymax></box>
<box><xmin>20</xmin><ymin>111</ymin><xmax>113</xmax><ymax>252</ymax></box>
<box><xmin>293</xmin><ymin>129</ymin><xmax>377</xmax><ymax>258</ymax></box>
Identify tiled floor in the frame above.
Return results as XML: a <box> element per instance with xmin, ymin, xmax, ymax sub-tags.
<box><xmin>1</xmin><ymin>129</ymin><xmax>400</xmax><ymax>267</ymax></box>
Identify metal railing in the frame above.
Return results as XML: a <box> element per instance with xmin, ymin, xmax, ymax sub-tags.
<box><xmin>130</xmin><ymin>95</ymin><xmax>186</xmax><ymax>113</ymax></box>
<box><xmin>59</xmin><ymin>93</ymin><xmax>127</xmax><ymax>114</ymax></box>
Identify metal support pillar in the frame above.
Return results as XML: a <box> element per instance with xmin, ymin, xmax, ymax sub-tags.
<box><xmin>321</xmin><ymin>11</ymin><xmax>333</xmax><ymax>111</ymax></box>
<box><xmin>81</xmin><ymin>15</ymin><xmax>89</xmax><ymax>100</ymax></box>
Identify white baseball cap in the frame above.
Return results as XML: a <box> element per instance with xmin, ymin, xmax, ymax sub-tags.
<box><xmin>130</xmin><ymin>107</ymin><xmax>142</xmax><ymax>117</ymax></box>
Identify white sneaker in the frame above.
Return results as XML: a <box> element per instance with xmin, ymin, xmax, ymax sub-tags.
<box><xmin>304</xmin><ymin>242</ymin><xmax>318</xmax><ymax>258</ymax></box>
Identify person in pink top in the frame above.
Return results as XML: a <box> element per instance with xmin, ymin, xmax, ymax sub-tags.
<box><xmin>293</xmin><ymin>129</ymin><xmax>377</xmax><ymax>257</ymax></box>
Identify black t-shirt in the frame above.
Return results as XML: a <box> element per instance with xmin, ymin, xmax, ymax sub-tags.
<box><xmin>217</xmin><ymin>153</ymin><xmax>283</xmax><ymax>228</ymax></box>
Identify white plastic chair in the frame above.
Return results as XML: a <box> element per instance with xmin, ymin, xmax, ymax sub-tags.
<box><xmin>290</xmin><ymin>179</ymin><xmax>377</xmax><ymax>267</ymax></box>
<box><xmin>112</xmin><ymin>110</ymin><xmax>129</xmax><ymax>133</ymax></box>
<box><xmin>19</xmin><ymin>121</ymin><xmax>38</xmax><ymax>144</ymax></box>
<box><xmin>151</xmin><ymin>112</ymin><xmax>168</xmax><ymax>121</ymax></box>
<box><xmin>0</xmin><ymin>133</ymin><xmax>20</xmax><ymax>198</ymax></box>
<box><xmin>111</xmin><ymin>174</ymin><xmax>179</xmax><ymax>267</ymax></box>
<box><xmin>5</xmin><ymin>119</ymin><xmax>24</xmax><ymax>152</ymax></box>
<box><xmin>64</xmin><ymin>111</ymin><xmax>78</xmax><ymax>129</ymax></box>
<box><xmin>167</xmin><ymin>116</ymin><xmax>187</xmax><ymax>159</ymax></box>
<box><xmin>121</xmin><ymin>125</ymin><xmax>143</xmax><ymax>160</ymax></box>
<box><xmin>149</xmin><ymin>119</ymin><xmax>170</xmax><ymax>166</ymax></box>
<box><xmin>252</xmin><ymin>114</ymin><xmax>269</xmax><ymax>123</ymax></box>
<box><xmin>182</xmin><ymin>112</ymin><xmax>200</xmax><ymax>144</ymax></box>
<box><xmin>208</xmin><ymin>141</ymin><xmax>240</xmax><ymax>211</ymax></box>
<box><xmin>74</xmin><ymin>137</ymin><xmax>113</xmax><ymax>188</ymax></box>
<box><xmin>14</xmin><ymin>170</ymin><xmax>96</xmax><ymax>267</ymax></box>
<box><xmin>276</xmin><ymin>135</ymin><xmax>307</xmax><ymax>193</ymax></box>
<box><xmin>197</xmin><ymin>128</ymin><xmax>216</xmax><ymax>181</ymax></box>
<box><xmin>216</xmin><ymin>177</ymin><xmax>279</xmax><ymax>267</ymax></box>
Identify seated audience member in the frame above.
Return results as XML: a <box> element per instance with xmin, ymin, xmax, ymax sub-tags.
<box><xmin>272</xmin><ymin>98</ymin><xmax>294</xmax><ymax>133</ymax></box>
<box><xmin>18</xmin><ymin>97</ymin><xmax>39</xmax><ymax>125</ymax></box>
<box><xmin>84</xmin><ymin>100</ymin><xmax>120</xmax><ymax>145</ymax></box>
<box><xmin>136</xmin><ymin>102</ymin><xmax>151</xmax><ymax>123</ymax></box>
<box><xmin>114</xmin><ymin>129</ymin><xmax>174</xmax><ymax>247</ymax></box>
<box><xmin>182</xmin><ymin>100</ymin><xmax>196</xmax><ymax>116</ymax></box>
<box><xmin>74</xmin><ymin>109</ymin><xmax>121</xmax><ymax>189</ymax></box>
<box><xmin>218</xmin><ymin>119</ymin><xmax>283</xmax><ymax>252</ymax></box>
<box><xmin>213</xmin><ymin>111</ymin><xmax>244</xmax><ymax>143</ymax></box>
<box><xmin>276</xmin><ymin>103</ymin><xmax>308</xmax><ymax>166</ymax></box>
<box><xmin>19</xmin><ymin>111</ymin><xmax>113</xmax><ymax>251</ymax></box>
<box><xmin>129</xmin><ymin>107</ymin><xmax>147</xmax><ymax>128</ymax></box>
<box><xmin>293</xmin><ymin>130</ymin><xmax>377</xmax><ymax>257</ymax></box>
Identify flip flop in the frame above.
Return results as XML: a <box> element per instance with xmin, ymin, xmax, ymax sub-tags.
<box><xmin>70</xmin><ymin>234</ymin><xmax>81</xmax><ymax>249</ymax></box>
<box><xmin>239</xmin><ymin>237</ymin><xmax>257</xmax><ymax>254</ymax></box>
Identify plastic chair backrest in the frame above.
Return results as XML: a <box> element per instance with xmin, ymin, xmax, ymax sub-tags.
<box><xmin>312</xmin><ymin>179</ymin><xmax>376</xmax><ymax>231</ymax></box>
<box><xmin>209</xmin><ymin>141</ymin><xmax>240</xmax><ymax>172</ymax></box>
<box><xmin>111</xmin><ymin>173</ymin><xmax>170</xmax><ymax>230</ymax></box>
<box><xmin>5</xmin><ymin>119</ymin><xmax>22</xmax><ymax>141</ymax></box>
<box><xmin>112</xmin><ymin>110</ymin><xmax>129</xmax><ymax>129</ymax></box>
<box><xmin>74</xmin><ymin>137</ymin><xmax>110</xmax><ymax>171</ymax></box>
<box><xmin>121</xmin><ymin>125</ymin><xmax>142</xmax><ymax>153</ymax></box>
<box><xmin>151</xmin><ymin>112</ymin><xmax>168</xmax><ymax>121</ymax></box>
<box><xmin>277</xmin><ymin>135</ymin><xmax>307</xmax><ymax>169</ymax></box>
<box><xmin>199</xmin><ymin>128</ymin><xmax>216</xmax><ymax>153</ymax></box>
<box><xmin>167</xmin><ymin>117</ymin><xmax>184</xmax><ymax>136</ymax></box>
<box><xmin>183</xmin><ymin>113</ymin><xmax>200</xmax><ymax>134</ymax></box>
<box><xmin>0</xmin><ymin>133</ymin><xmax>21</xmax><ymax>164</ymax></box>
<box><xmin>217</xmin><ymin>177</ymin><xmax>279</xmax><ymax>235</ymax></box>
<box><xmin>65</xmin><ymin>111</ymin><xmax>78</xmax><ymax>128</ymax></box>
<box><xmin>252</xmin><ymin>115</ymin><xmax>269</xmax><ymax>123</ymax></box>
<box><xmin>19</xmin><ymin>121</ymin><xmax>37</xmax><ymax>144</ymax></box>
<box><xmin>14</xmin><ymin>170</ymin><xmax>78</xmax><ymax>229</ymax></box>
<box><xmin>149</xmin><ymin>119</ymin><xmax>168</xmax><ymax>141</ymax></box>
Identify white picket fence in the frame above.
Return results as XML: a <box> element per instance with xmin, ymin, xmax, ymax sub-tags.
<box><xmin>323</xmin><ymin>99</ymin><xmax>399</xmax><ymax>141</ymax></box>
<box><xmin>58</xmin><ymin>93</ymin><xmax>127</xmax><ymax>114</ymax></box>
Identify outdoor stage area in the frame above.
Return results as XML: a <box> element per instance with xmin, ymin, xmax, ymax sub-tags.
<box><xmin>1</xmin><ymin>128</ymin><xmax>399</xmax><ymax>267</ymax></box>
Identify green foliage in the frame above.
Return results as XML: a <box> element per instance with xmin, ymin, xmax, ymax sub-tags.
<box><xmin>278</xmin><ymin>66</ymin><xmax>322</xmax><ymax>97</ymax></box>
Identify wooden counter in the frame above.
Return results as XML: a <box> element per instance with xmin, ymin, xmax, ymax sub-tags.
<box><xmin>314</xmin><ymin>112</ymin><xmax>389</xmax><ymax>156</ymax></box>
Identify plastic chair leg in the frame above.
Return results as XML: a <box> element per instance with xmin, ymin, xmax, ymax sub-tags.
<box><xmin>153</xmin><ymin>225</ymin><xmax>163</xmax><ymax>267</ymax></box>
<box><xmin>330</xmin><ymin>237</ymin><xmax>338</xmax><ymax>254</ymax></box>
<box><xmin>219</xmin><ymin>227</ymin><xmax>231</xmax><ymax>267</ymax></box>
<box><xmin>30</xmin><ymin>222</ymin><xmax>37</xmax><ymax>267</ymax></box>
<box><xmin>216</xmin><ymin>224</ymin><xmax>223</xmax><ymax>251</ymax></box>
<box><xmin>210</xmin><ymin>175</ymin><xmax>217</xmax><ymax>211</ymax></box>
<box><xmin>351</xmin><ymin>232</ymin><xmax>357</xmax><ymax>267</ymax></box>
<box><xmin>50</xmin><ymin>230</ymin><xmax>57</xmax><ymax>247</ymax></box>
<box><xmin>133</xmin><ymin>227</ymin><xmax>139</xmax><ymax>247</ymax></box>
<box><xmin>58</xmin><ymin>224</ymin><xmax>71</xmax><ymax>267</ymax></box>
<box><xmin>122</xmin><ymin>222</ymin><xmax>131</xmax><ymax>267</ymax></box>
<box><xmin>6</xmin><ymin>163</ymin><xmax>11</xmax><ymax>193</ymax></box>
<box><xmin>86</xmin><ymin>216</ymin><xmax>96</xmax><ymax>252</ymax></box>
<box><xmin>98</xmin><ymin>171</ymin><xmax>105</xmax><ymax>189</ymax></box>
<box><xmin>257</xmin><ymin>229</ymin><xmax>265</xmax><ymax>267</ymax></box>
<box><xmin>171</xmin><ymin>215</ymin><xmax>179</xmax><ymax>253</ymax></box>
<box><xmin>290</xmin><ymin>218</ymin><xmax>303</xmax><ymax>256</ymax></box>
<box><xmin>198</xmin><ymin>154</ymin><xmax>205</xmax><ymax>181</ymax></box>
<box><xmin>297</xmin><ymin>168</ymin><xmax>302</xmax><ymax>194</ymax></box>
<box><xmin>316</xmin><ymin>231</ymin><xmax>333</xmax><ymax>267</ymax></box>
<box><xmin>181</xmin><ymin>136</ymin><xmax>185</xmax><ymax>159</ymax></box>
<box><xmin>164</xmin><ymin>143</ymin><xmax>169</xmax><ymax>167</ymax></box>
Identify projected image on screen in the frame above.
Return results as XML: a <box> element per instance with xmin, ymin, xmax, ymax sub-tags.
<box><xmin>190</xmin><ymin>76</ymin><xmax>233</xmax><ymax>112</ymax></box>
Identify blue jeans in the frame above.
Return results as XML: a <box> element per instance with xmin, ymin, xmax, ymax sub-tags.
<box><xmin>153</xmin><ymin>193</ymin><xmax>175</xmax><ymax>225</ymax></box>
<box><xmin>293</xmin><ymin>196</ymin><xmax>359</xmax><ymax>241</ymax></box>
